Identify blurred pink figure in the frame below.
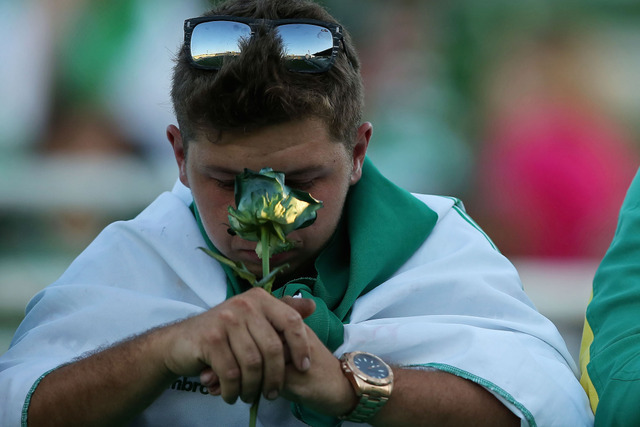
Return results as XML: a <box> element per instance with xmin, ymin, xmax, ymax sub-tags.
<box><xmin>476</xmin><ymin>101</ymin><xmax>638</xmax><ymax>258</ymax></box>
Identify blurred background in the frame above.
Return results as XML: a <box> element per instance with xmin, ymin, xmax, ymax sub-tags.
<box><xmin>2</xmin><ymin>0</ymin><xmax>640</xmax><ymax>364</ymax></box>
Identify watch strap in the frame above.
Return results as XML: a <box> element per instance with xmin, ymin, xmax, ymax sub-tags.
<box><xmin>340</xmin><ymin>389</ymin><xmax>390</xmax><ymax>423</ymax></box>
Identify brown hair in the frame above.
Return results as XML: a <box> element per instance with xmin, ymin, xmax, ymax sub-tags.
<box><xmin>170</xmin><ymin>0</ymin><xmax>363</xmax><ymax>149</ymax></box>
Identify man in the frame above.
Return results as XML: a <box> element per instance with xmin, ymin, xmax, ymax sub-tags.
<box><xmin>0</xmin><ymin>1</ymin><xmax>592</xmax><ymax>425</ymax></box>
<box><xmin>580</xmin><ymin>167</ymin><xmax>640</xmax><ymax>425</ymax></box>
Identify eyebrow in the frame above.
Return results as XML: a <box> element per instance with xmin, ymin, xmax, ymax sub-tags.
<box><xmin>283</xmin><ymin>165</ymin><xmax>328</xmax><ymax>178</ymax></box>
<box><xmin>201</xmin><ymin>165</ymin><xmax>242</xmax><ymax>176</ymax></box>
<box><xmin>201</xmin><ymin>164</ymin><xmax>328</xmax><ymax>177</ymax></box>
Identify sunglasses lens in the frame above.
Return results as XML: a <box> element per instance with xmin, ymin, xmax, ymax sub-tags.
<box><xmin>190</xmin><ymin>21</ymin><xmax>251</xmax><ymax>68</ymax></box>
<box><xmin>276</xmin><ymin>24</ymin><xmax>335</xmax><ymax>72</ymax></box>
<box><xmin>188</xmin><ymin>20</ymin><xmax>337</xmax><ymax>72</ymax></box>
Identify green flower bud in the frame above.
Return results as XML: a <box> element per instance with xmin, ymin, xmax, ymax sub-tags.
<box><xmin>228</xmin><ymin>168</ymin><xmax>323</xmax><ymax>259</ymax></box>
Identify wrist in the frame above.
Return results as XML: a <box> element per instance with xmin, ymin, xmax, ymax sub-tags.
<box><xmin>338</xmin><ymin>352</ymin><xmax>394</xmax><ymax>423</ymax></box>
<box><xmin>145</xmin><ymin>322</ymin><xmax>186</xmax><ymax>382</ymax></box>
<box><xmin>336</xmin><ymin>366</ymin><xmax>361</xmax><ymax>417</ymax></box>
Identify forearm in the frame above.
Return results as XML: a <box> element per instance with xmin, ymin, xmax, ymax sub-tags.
<box><xmin>281</xmin><ymin>333</ymin><xmax>519</xmax><ymax>426</ymax></box>
<box><xmin>26</xmin><ymin>291</ymin><xmax>315</xmax><ymax>425</ymax></box>
<box><xmin>370</xmin><ymin>368</ymin><xmax>519</xmax><ymax>427</ymax></box>
<box><xmin>27</xmin><ymin>327</ymin><xmax>178</xmax><ymax>426</ymax></box>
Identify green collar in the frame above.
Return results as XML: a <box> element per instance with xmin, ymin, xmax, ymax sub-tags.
<box><xmin>326</xmin><ymin>157</ymin><xmax>439</xmax><ymax>320</ymax></box>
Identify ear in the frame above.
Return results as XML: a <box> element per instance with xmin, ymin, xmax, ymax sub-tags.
<box><xmin>167</xmin><ymin>124</ymin><xmax>190</xmax><ymax>188</ymax></box>
<box><xmin>349</xmin><ymin>122</ymin><xmax>372</xmax><ymax>185</ymax></box>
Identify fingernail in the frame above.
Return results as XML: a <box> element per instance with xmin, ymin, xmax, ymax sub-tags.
<box><xmin>301</xmin><ymin>357</ymin><xmax>311</xmax><ymax>371</ymax></box>
<box><xmin>267</xmin><ymin>389</ymin><xmax>279</xmax><ymax>400</ymax></box>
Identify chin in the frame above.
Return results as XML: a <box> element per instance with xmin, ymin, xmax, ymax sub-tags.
<box><xmin>279</xmin><ymin>260</ymin><xmax>315</xmax><ymax>282</ymax></box>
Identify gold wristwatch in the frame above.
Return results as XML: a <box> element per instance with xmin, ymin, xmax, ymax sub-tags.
<box><xmin>339</xmin><ymin>351</ymin><xmax>394</xmax><ymax>423</ymax></box>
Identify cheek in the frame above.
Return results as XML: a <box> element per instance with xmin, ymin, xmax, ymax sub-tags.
<box><xmin>201</xmin><ymin>211</ymin><xmax>235</xmax><ymax>254</ymax></box>
<box><xmin>313</xmin><ymin>180</ymin><xmax>350</xmax><ymax>219</ymax></box>
<box><xmin>193</xmin><ymin>191</ymin><xmax>235</xmax><ymax>249</ymax></box>
<box><xmin>306</xmin><ymin>192</ymin><xmax>347</xmax><ymax>242</ymax></box>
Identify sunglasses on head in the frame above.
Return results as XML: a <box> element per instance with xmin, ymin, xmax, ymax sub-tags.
<box><xmin>184</xmin><ymin>15</ymin><xmax>349</xmax><ymax>73</ymax></box>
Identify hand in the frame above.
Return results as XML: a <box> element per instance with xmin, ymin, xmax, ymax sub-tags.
<box><xmin>158</xmin><ymin>288</ymin><xmax>315</xmax><ymax>405</ymax></box>
<box><xmin>278</xmin><ymin>301</ymin><xmax>358</xmax><ymax>418</ymax></box>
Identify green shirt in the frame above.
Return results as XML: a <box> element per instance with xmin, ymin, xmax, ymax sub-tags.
<box><xmin>581</xmin><ymin>168</ymin><xmax>640</xmax><ymax>425</ymax></box>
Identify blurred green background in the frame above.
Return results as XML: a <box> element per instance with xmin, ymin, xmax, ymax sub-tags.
<box><xmin>2</xmin><ymin>0</ymin><xmax>640</xmax><ymax>362</ymax></box>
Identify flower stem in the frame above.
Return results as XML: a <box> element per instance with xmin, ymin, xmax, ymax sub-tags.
<box><xmin>249</xmin><ymin>226</ymin><xmax>272</xmax><ymax>427</ymax></box>
<box><xmin>249</xmin><ymin>399</ymin><xmax>259</xmax><ymax>427</ymax></box>
<box><xmin>261</xmin><ymin>227</ymin><xmax>271</xmax><ymax>293</ymax></box>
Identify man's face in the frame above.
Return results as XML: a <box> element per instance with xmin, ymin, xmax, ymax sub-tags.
<box><xmin>168</xmin><ymin>118</ymin><xmax>370</xmax><ymax>282</ymax></box>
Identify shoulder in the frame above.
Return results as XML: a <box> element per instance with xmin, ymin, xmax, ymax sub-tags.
<box><xmin>39</xmin><ymin>181</ymin><xmax>217</xmax><ymax>298</ymax></box>
<box><xmin>411</xmin><ymin>193</ymin><xmax>499</xmax><ymax>251</ymax></box>
<box><xmin>372</xmin><ymin>192</ymin><xmax>528</xmax><ymax>310</ymax></box>
<box><xmin>99</xmin><ymin>180</ymin><xmax>194</xmax><ymax>251</ymax></box>
<box><xmin>73</xmin><ymin>184</ymin><xmax>195</xmax><ymax>266</ymax></box>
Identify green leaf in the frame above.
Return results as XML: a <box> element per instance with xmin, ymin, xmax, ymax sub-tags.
<box><xmin>253</xmin><ymin>264</ymin><xmax>290</xmax><ymax>293</ymax></box>
<box><xmin>198</xmin><ymin>247</ymin><xmax>257</xmax><ymax>284</ymax></box>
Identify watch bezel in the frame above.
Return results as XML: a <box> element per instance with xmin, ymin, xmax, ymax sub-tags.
<box><xmin>341</xmin><ymin>351</ymin><xmax>394</xmax><ymax>386</ymax></box>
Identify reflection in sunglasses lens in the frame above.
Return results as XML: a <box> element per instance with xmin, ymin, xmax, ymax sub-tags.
<box><xmin>276</xmin><ymin>24</ymin><xmax>333</xmax><ymax>71</ymax></box>
<box><xmin>191</xmin><ymin>21</ymin><xmax>251</xmax><ymax>67</ymax></box>
<box><xmin>190</xmin><ymin>21</ymin><xmax>335</xmax><ymax>72</ymax></box>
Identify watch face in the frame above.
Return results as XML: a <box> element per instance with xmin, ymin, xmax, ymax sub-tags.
<box><xmin>353</xmin><ymin>353</ymin><xmax>389</xmax><ymax>379</ymax></box>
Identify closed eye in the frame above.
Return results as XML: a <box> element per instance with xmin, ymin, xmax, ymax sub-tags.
<box><xmin>286</xmin><ymin>179</ymin><xmax>315</xmax><ymax>191</ymax></box>
<box><xmin>213</xmin><ymin>178</ymin><xmax>235</xmax><ymax>190</ymax></box>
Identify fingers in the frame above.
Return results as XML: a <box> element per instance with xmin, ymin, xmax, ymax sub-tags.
<box><xmin>263</xmin><ymin>298</ymin><xmax>312</xmax><ymax>373</ymax></box>
<box><xmin>182</xmin><ymin>288</ymin><xmax>315</xmax><ymax>405</ymax></box>
<box><xmin>246</xmin><ymin>314</ymin><xmax>285</xmax><ymax>401</ymax></box>
<box><xmin>241</xmin><ymin>291</ymin><xmax>313</xmax><ymax>400</ymax></box>
<box><xmin>200</xmin><ymin>368</ymin><xmax>220</xmax><ymax>395</ymax></box>
<box><xmin>281</xmin><ymin>296</ymin><xmax>316</xmax><ymax>319</ymax></box>
<box><xmin>199</xmin><ymin>316</ymin><xmax>242</xmax><ymax>403</ymax></box>
<box><xmin>227</xmin><ymin>310</ymin><xmax>284</xmax><ymax>403</ymax></box>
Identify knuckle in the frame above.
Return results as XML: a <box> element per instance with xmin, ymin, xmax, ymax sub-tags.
<box><xmin>263</xmin><ymin>337</ymin><xmax>283</xmax><ymax>358</ymax></box>
<box><xmin>203</xmin><ymin>328</ymin><xmax>227</xmax><ymax>346</ymax></box>
<box><xmin>247</xmin><ymin>286</ymin><xmax>269</xmax><ymax>297</ymax></box>
<box><xmin>283</xmin><ymin>310</ymin><xmax>303</xmax><ymax>327</ymax></box>
<box><xmin>217</xmin><ymin>308</ymin><xmax>241</xmax><ymax>325</ymax></box>
<box><xmin>227</xmin><ymin>295</ymin><xmax>258</xmax><ymax>315</ymax></box>
<box><xmin>242</xmin><ymin>351</ymin><xmax>263</xmax><ymax>372</ymax></box>
<box><xmin>219</xmin><ymin>366</ymin><xmax>241</xmax><ymax>382</ymax></box>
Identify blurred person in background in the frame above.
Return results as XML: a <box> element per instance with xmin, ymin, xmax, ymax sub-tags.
<box><xmin>40</xmin><ymin>0</ymin><xmax>207</xmax><ymax>160</ymax></box>
<box><xmin>436</xmin><ymin>1</ymin><xmax>640</xmax><ymax>261</ymax></box>
<box><xmin>0</xmin><ymin>0</ymin><xmax>207</xmax><ymax>261</ymax></box>
<box><xmin>473</xmin><ymin>26</ymin><xmax>638</xmax><ymax>258</ymax></box>
<box><xmin>0</xmin><ymin>1</ymin><xmax>52</xmax><ymax>154</ymax></box>
<box><xmin>0</xmin><ymin>0</ymin><xmax>591</xmax><ymax>425</ymax></box>
<box><xmin>353</xmin><ymin>0</ymin><xmax>472</xmax><ymax>197</ymax></box>
<box><xmin>1</xmin><ymin>0</ymin><xmax>205</xmax><ymax>160</ymax></box>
